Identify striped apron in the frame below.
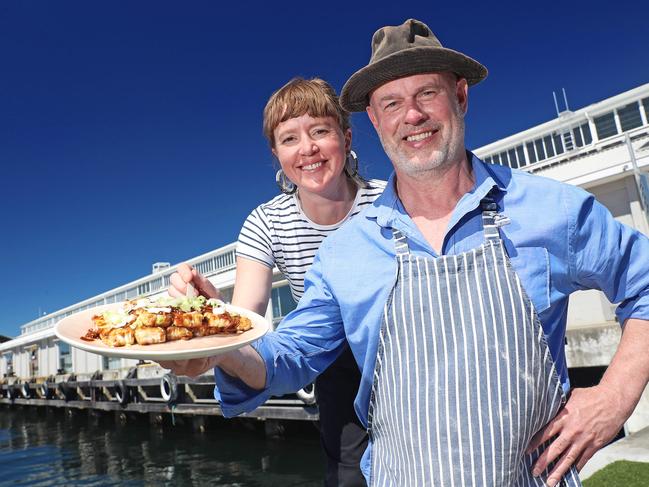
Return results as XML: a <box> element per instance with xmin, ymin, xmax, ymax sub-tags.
<box><xmin>367</xmin><ymin>197</ymin><xmax>581</xmax><ymax>487</ymax></box>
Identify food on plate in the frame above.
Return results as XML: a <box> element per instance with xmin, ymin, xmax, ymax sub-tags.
<box><xmin>81</xmin><ymin>296</ymin><xmax>253</xmax><ymax>347</ymax></box>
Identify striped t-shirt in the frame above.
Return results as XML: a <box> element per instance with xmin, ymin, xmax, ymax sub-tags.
<box><xmin>236</xmin><ymin>179</ymin><xmax>386</xmax><ymax>302</ymax></box>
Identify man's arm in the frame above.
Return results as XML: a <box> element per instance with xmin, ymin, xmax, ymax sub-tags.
<box><xmin>528</xmin><ymin>187</ymin><xmax>649</xmax><ymax>486</ymax></box>
<box><xmin>528</xmin><ymin>318</ymin><xmax>649</xmax><ymax>486</ymax></box>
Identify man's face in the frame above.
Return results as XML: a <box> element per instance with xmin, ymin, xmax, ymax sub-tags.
<box><xmin>366</xmin><ymin>73</ymin><xmax>468</xmax><ymax>178</ymax></box>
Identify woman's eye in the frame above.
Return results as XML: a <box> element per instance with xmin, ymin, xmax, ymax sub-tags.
<box><xmin>313</xmin><ymin>128</ymin><xmax>329</xmax><ymax>136</ymax></box>
<box><xmin>281</xmin><ymin>136</ymin><xmax>296</xmax><ymax>144</ymax></box>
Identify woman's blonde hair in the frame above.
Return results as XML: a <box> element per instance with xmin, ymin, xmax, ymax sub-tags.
<box><xmin>263</xmin><ymin>77</ymin><xmax>351</xmax><ymax>148</ymax></box>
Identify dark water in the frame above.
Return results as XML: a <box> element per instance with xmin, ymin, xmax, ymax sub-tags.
<box><xmin>0</xmin><ymin>406</ymin><xmax>324</xmax><ymax>486</ymax></box>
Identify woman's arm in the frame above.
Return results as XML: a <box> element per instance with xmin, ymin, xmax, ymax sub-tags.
<box><xmin>161</xmin><ymin>258</ymin><xmax>273</xmax><ymax>380</ymax></box>
<box><xmin>231</xmin><ymin>257</ymin><xmax>273</xmax><ymax>316</ymax></box>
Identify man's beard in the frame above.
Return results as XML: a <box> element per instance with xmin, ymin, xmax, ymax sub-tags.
<box><xmin>379</xmin><ymin>111</ymin><xmax>465</xmax><ymax>179</ymax></box>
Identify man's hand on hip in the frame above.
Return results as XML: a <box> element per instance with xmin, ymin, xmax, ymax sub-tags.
<box><xmin>526</xmin><ymin>384</ymin><xmax>625</xmax><ymax>486</ymax></box>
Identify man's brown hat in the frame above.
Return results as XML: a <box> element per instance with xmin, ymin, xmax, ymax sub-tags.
<box><xmin>340</xmin><ymin>19</ymin><xmax>487</xmax><ymax>112</ymax></box>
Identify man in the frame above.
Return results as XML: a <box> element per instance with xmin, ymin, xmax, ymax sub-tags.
<box><xmin>169</xmin><ymin>19</ymin><xmax>649</xmax><ymax>487</ymax></box>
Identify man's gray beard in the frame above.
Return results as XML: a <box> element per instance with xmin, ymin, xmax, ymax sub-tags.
<box><xmin>379</xmin><ymin>133</ymin><xmax>455</xmax><ymax>180</ymax></box>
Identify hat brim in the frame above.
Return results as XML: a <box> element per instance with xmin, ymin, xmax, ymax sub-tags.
<box><xmin>340</xmin><ymin>46</ymin><xmax>487</xmax><ymax>112</ymax></box>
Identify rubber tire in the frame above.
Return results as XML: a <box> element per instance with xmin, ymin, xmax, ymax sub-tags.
<box><xmin>296</xmin><ymin>383</ymin><xmax>316</xmax><ymax>405</ymax></box>
<box><xmin>115</xmin><ymin>380</ymin><xmax>130</xmax><ymax>406</ymax></box>
<box><xmin>160</xmin><ymin>374</ymin><xmax>179</xmax><ymax>404</ymax></box>
<box><xmin>20</xmin><ymin>382</ymin><xmax>31</xmax><ymax>399</ymax></box>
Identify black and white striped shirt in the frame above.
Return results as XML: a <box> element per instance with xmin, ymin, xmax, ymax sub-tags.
<box><xmin>236</xmin><ymin>179</ymin><xmax>386</xmax><ymax>302</ymax></box>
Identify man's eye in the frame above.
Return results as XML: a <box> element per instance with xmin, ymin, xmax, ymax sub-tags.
<box><xmin>421</xmin><ymin>90</ymin><xmax>436</xmax><ymax>98</ymax></box>
<box><xmin>383</xmin><ymin>101</ymin><xmax>397</xmax><ymax>111</ymax></box>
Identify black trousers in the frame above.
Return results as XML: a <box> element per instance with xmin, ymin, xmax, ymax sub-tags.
<box><xmin>315</xmin><ymin>344</ymin><xmax>368</xmax><ymax>487</ymax></box>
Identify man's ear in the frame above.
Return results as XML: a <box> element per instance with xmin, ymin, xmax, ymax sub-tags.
<box><xmin>456</xmin><ymin>77</ymin><xmax>469</xmax><ymax>115</ymax></box>
<box><xmin>366</xmin><ymin>104</ymin><xmax>379</xmax><ymax>130</ymax></box>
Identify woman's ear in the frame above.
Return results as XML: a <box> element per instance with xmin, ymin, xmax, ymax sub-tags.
<box><xmin>344</xmin><ymin>128</ymin><xmax>352</xmax><ymax>153</ymax></box>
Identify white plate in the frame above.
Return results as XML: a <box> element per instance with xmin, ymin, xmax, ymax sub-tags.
<box><xmin>54</xmin><ymin>302</ymin><xmax>270</xmax><ymax>361</ymax></box>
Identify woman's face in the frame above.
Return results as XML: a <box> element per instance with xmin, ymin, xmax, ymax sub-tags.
<box><xmin>272</xmin><ymin>114</ymin><xmax>351</xmax><ymax>197</ymax></box>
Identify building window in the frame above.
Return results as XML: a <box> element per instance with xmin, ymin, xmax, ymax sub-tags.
<box><xmin>4</xmin><ymin>353</ymin><xmax>14</xmax><ymax>376</ymax></box>
<box><xmin>534</xmin><ymin>138</ymin><xmax>546</xmax><ymax>161</ymax></box>
<box><xmin>102</xmin><ymin>356</ymin><xmax>121</xmax><ymax>370</ymax></box>
<box><xmin>59</xmin><ymin>342</ymin><xmax>72</xmax><ymax>373</ymax></box>
<box><xmin>643</xmin><ymin>98</ymin><xmax>649</xmax><ymax>123</ymax></box>
<box><xmin>581</xmin><ymin>123</ymin><xmax>593</xmax><ymax>145</ymax></box>
<box><xmin>543</xmin><ymin>135</ymin><xmax>555</xmax><ymax>158</ymax></box>
<box><xmin>508</xmin><ymin>148</ymin><xmax>518</xmax><ymax>169</ymax></box>
<box><xmin>271</xmin><ymin>284</ymin><xmax>297</xmax><ymax>325</ymax></box>
<box><xmin>499</xmin><ymin>151</ymin><xmax>510</xmax><ymax>168</ymax></box>
<box><xmin>574</xmin><ymin>126</ymin><xmax>583</xmax><ymax>147</ymax></box>
<box><xmin>516</xmin><ymin>145</ymin><xmax>526</xmax><ymax>167</ymax></box>
<box><xmin>618</xmin><ymin>102</ymin><xmax>643</xmax><ymax>132</ymax></box>
<box><xmin>219</xmin><ymin>286</ymin><xmax>234</xmax><ymax>303</ymax></box>
<box><xmin>594</xmin><ymin>112</ymin><xmax>618</xmax><ymax>139</ymax></box>
<box><xmin>526</xmin><ymin>142</ymin><xmax>537</xmax><ymax>164</ymax></box>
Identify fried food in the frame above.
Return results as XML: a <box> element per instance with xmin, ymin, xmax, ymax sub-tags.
<box><xmin>84</xmin><ymin>296</ymin><xmax>253</xmax><ymax>347</ymax></box>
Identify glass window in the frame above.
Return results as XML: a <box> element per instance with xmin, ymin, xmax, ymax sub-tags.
<box><xmin>59</xmin><ymin>342</ymin><xmax>72</xmax><ymax>373</ymax></box>
<box><xmin>543</xmin><ymin>135</ymin><xmax>555</xmax><ymax>158</ymax></box>
<box><xmin>581</xmin><ymin>123</ymin><xmax>592</xmax><ymax>145</ymax></box>
<box><xmin>219</xmin><ymin>286</ymin><xmax>234</xmax><ymax>303</ymax></box>
<box><xmin>102</xmin><ymin>356</ymin><xmax>121</xmax><ymax>370</ymax></box>
<box><xmin>5</xmin><ymin>352</ymin><xmax>13</xmax><ymax>376</ymax></box>
<box><xmin>643</xmin><ymin>98</ymin><xmax>649</xmax><ymax>123</ymax></box>
<box><xmin>534</xmin><ymin>139</ymin><xmax>546</xmax><ymax>160</ymax></box>
<box><xmin>484</xmin><ymin>156</ymin><xmax>492</xmax><ymax>164</ymax></box>
<box><xmin>618</xmin><ymin>102</ymin><xmax>643</xmax><ymax>132</ymax></box>
<box><xmin>526</xmin><ymin>142</ymin><xmax>537</xmax><ymax>163</ymax></box>
<box><xmin>594</xmin><ymin>112</ymin><xmax>618</xmax><ymax>139</ymax></box>
<box><xmin>491</xmin><ymin>153</ymin><xmax>501</xmax><ymax>165</ymax></box>
<box><xmin>499</xmin><ymin>151</ymin><xmax>510</xmax><ymax>167</ymax></box>
<box><xmin>271</xmin><ymin>285</ymin><xmax>297</xmax><ymax>325</ymax></box>
<box><xmin>508</xmin><ymin>148</ymin><xmax>518</xmax><ymax>169</ymax></box>
<box><xmin>516</xmin><ymin>145</ymin><xmax>526</xmax><ymax>167</ymax></box>
<box><xmin>574</xmin><ymin>126</ymin><xmax>584</xmax><ymax>147</ymax></box>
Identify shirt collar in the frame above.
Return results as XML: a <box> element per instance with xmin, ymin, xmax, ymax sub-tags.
<box><xmin>365</xmin><ymin>151</ymin><xmax>507</xmax><ymax>228</ymax></box>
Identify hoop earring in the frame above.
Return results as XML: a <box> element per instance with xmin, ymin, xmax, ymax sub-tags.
<box><xmin>275</xmin><ymin>169</ymin><xmax>297</xmax><ymax>195</ymax></box>
<box><xmin>344</xmin><ymin>150</ymin><xmax>359</xmax><ymax>179</ymax></box>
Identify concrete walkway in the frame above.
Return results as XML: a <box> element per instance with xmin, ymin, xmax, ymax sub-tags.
<box><xmin>580</xmin><ymin>427</ymin><xmax>649</xmax><ymax>480</ymax></box>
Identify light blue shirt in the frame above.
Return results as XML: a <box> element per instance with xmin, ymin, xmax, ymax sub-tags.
<box><xmin>214</xmin><ymin>152</ymin><xmax>649</xmax><ymax>432</ymax></box>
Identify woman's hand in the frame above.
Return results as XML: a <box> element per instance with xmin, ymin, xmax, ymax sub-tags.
<box><xmin>169</xmin><ymin>263</ymin><xmax>220</xmax><ymax>299</ymax></box>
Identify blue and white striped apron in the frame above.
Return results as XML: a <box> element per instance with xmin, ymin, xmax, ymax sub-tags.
<box><xmin>367</xmin><ymin>197</ymin><xmax>581</xmax><ymax>486</ymax></box>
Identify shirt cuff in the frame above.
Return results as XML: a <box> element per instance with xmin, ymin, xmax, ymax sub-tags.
<box><xmin>616</xmin><ymin>290</ymin><xmax>649</xmax><ymax>326</ymax></box>
<box><xmin>212</xmin><ymin>338</ymin><xmax>276</xmax><ymax>417</ymax></box>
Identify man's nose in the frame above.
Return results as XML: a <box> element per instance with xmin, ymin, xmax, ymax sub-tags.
<box><xmin>404</xmin><ymin>100</ymin><xmax>429</xmax><ymax>125</ymax></box>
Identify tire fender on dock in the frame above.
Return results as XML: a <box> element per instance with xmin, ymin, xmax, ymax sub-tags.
<box><xmin>20</xmin><ymin>382</ymin><xmax>31</xmax><ymax>399</ymax></box>
<box><xmin>115</xmin><ymin>380</ymin><xmax>130</xmax><ymax>406</ymax></box>
<box><xmin>38</xmin><ymin>382</ymin><xmax>50</xmax><ymax>399</ymax></box>
<box><xmin>296</xmin><ymin>383</ymin><xmax>316</xmax><ymax>405</ymax></box>
<box><xmin>160</xmin><ymin>373</ymin><xmax>180</xmax><ymax>404</ymax></box>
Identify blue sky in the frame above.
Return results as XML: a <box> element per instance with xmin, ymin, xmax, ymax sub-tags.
<box><xmin>1</xmin><ymin>1</ymin><xmax>647</xmax><ymax>337</ymax></box>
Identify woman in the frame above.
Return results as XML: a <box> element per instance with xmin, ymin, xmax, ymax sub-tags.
<box><xmin>167</xmin><ymin>78</ymin><xmax>385</xmax><ymax>487</ymax></box>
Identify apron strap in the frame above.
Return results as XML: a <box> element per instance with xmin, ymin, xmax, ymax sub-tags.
<box><xmin>391</xmin><ymin>228</ymin><xmax>410</xmax><ymax>256</ymax></box>
<box><xmin>480</xmin><ymin>195</ymin><xmax>501</xmax><ymax>243</ymax></box>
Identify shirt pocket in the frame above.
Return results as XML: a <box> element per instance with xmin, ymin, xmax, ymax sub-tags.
<box><xmin>507</xmin><ymin>247</ymin><xmax>551</xmax><ymax>314</ymax></box>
